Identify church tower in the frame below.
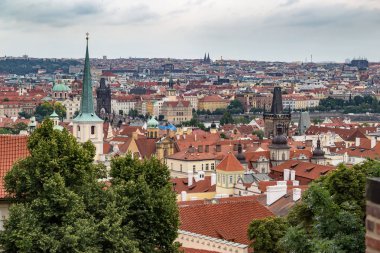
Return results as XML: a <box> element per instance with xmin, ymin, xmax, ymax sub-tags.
<box><xmin>263</xmin><ymin>87</ymin><xmax>291</xmax><ymax>138</ymax></box>
<box><xmin>73</xmin><ymin>34</ymin><xmax>104</xmax><ymax>160</ymax></box>
<box><xmin>96</xmin><ymin>77</ymin><xmax>111</xmax><ymax>117</ymax></box>
<box><xmin>166</xmin><ymin>77</ymin><xmax>176</xmax><ymax>101</ymax></box>
<box><xmin>269</xmin><ymin>124</ymin><xmax>290</xmax><ymax>167</ymax></box>
<box><xmin>311</xmin><ymin>137</ymin><xmax>326</xmax><ymax>165</ymax></box>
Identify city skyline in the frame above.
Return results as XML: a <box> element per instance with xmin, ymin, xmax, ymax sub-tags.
<box><xmin>1</xmin><ymin>0</ymin><xmax>380</xmax><ymax>62</ymax></box>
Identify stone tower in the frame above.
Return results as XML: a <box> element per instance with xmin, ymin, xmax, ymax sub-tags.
<box><xmin>263</xmin><ymin>87</ymin><xmax>291</xmax><ymax>138</ymax></box>
<box><xmin>72</xmin><ymin>34</ymin><xmax>104</xmax><ymax>160</ymax></box>
<box><xmin>96</xmin><ymin>77</ymin><xmax>111</xmax><ymax>116</ymax></box>
<box><xmin>269</xmin><ymin>124</ymin><xmax>290</xmax><ymax>167</ymax></box>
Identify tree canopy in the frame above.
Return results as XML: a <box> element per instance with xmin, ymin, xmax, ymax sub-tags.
<box><xmin>35</xmin><ymin>102</ymin><xmax>66</xmax><ymax>122</ymax></box>
<box><xmin>0</xmin><ymin>119</ymin><xmax>179</xmax><ymax>253</ymax></box>
<box><xmin>248</xmin><ymin>160</ymin><xmax>380</xmax><ymax>253</ymax></box>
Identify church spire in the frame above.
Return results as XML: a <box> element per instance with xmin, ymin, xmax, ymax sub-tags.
<box><xmin>80</xmin><ymin>33</ymin><xmax>95</xmax><ymax>114</ymax></box>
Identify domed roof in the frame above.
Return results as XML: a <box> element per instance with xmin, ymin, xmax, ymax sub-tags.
<box><xmin>272</xmin><ymin>135</ymin><xmax>288</xmax><ymax>145</ymax></box>
<box><xmin>312</xmin><ymin>148</ymin><xmax>325</xmax><ymax>157</ymax></box>
<box><xmin>50</xmin><ymin>110</ymin><xmax>59</xmax><ymax>118</ymax></box>
<box><xmin>52</xmin><ymin>82</ymin><xmax>70</xmax><ymax>92</ymax></box>
<box><xmin>147</xmin><ymin>117</ymin><xmax>159</xmax><ymax>128</ymax></box>
<box><xmin>235</xmin><ymin>144</ymin><xmax>246</xmax><ymax>162</ymax></box>
<box><xmin>312</xmin><ymin>138</ymin><xmax>325</xmax><ymax>157</ymax></box>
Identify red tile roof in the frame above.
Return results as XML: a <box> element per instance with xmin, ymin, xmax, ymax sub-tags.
<box><xmin>171</xmin><ymin>176</ymin><xmax>216</xmax><ymax>194</ymax></box>
<box><xmin>271</xmin><ymin>160</ymin><xmax>335</xmax><ymax>182</ymax></box>
<box><xmin>180</xmin><ymin>248</ymin><xmax>218</xmax><ymax>253</ymax></box>
<box><xmin>179</xmin><ymin>199</ymin><xmax>274</xmax><ymax>244</ymax></box>
<box><xmin>216</xmin><ymin>153</ymin><xmax>244</xmax><ymax>172</ymax></box>
<box><xmin>0</xmin><ymin>135</ymin><xmax>29</xmax><ymax>198</ymax></box>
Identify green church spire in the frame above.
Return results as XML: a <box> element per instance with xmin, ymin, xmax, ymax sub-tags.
<box><xmin>80</xmin><ymin>33</ymin><xmax>94</xmax><ymax>114</ymax></box>
<box><xmin>73</xmin><ymin>33</ymin><xmax>103</xmax><ymax>123</ymax></box>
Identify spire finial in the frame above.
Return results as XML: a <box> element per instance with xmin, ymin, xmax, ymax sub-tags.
<box><xmin>86</xmin><ymin>32</ymin><xmax>89</xmax><ymax>40</ymax></box>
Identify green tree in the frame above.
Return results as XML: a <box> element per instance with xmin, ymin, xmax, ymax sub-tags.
<box><xmin>18</xmin><ymin>111</ymin><xmax>32</xmax><ymax>119</ymax></box>
<box><xmin>227</xmin><ymin>99</ymin><xmax>244</xmax><ymax>114</ymax></box>
<box><xmin>253</xmin><ymin>130</ymin><xmax>264</xmax><ymax>140</ymax></box>
<box><xmin>35</xmin><ymin>102</ymin><xmax>66</xmax><ymax>121</ymax></box>
<box><xmin>110</xmin><ymin>155</ymin><xmax>180</xmax><ymax>253</ymax></box>
<box><xmin>248</xmin><ymin>216</ymin><xmax>288</xmax><ymax>253</ymax></box>
<box><xmin>220</xmin><ymin>111</ymin><xmax>234</xmax><ymax>125</ymax></box>
<box><xmin>0</xmin><ymin>120</ymin><xmax>139</xmax><ymax>252</ymax></box>
<box><xmin>278</xmin><ymin>161</ymin><xmax>380</xmax><ymax>253</ymax></box>
<box><xmin>12</xmin><ymin>122</ymin><xmax>28</xmax><ymax>134</ymax></box>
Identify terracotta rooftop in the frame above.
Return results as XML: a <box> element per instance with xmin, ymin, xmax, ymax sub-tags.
<box><xmin>216</xmin><ymin>153</ymin><xmax>244</xmax><ymax>172</ymax></box>
<box><xmin>171</xmin><ymin>176</ymin><xmax>216</xmax><ymax>194</ymax></box>
<box><xmin>179</xmin><ymin>198</ymin><xmax>274</xmax><ymax>244</ymax></box>
<box><xmin>0</xmin><ymin>135</ymin><xmax>29</xmax><ymax>198</ymax></box>
<box><xmin>271</xmin><ymin>160</ymin><xmax>335</xmax><ymax>182</ymax></box>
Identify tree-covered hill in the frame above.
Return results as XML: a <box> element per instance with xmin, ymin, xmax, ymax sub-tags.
<box><xmin>0</xmin><ymin>58</ymin><xmax>81</xmax><ymax>75</ymax></box>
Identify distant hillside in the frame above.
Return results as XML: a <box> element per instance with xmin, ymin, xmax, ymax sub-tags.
<box><xmin>0</xmin><ymin>58</ymin><xmax>81</xmax><ymax>75</ymax></box>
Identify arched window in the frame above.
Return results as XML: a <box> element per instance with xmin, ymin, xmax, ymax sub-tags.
<box><xmin>77</xmin><ymin>126</ymin><xmax>80</xmax><ymax>131</ymax></box>
<box><xmin>91</xmin><ymin>126</ymin><xmax>95</xmax><ymax>135</ymax></box>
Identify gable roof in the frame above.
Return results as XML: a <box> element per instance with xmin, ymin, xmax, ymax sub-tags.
<box><xmin>0</xmin><ymin>135</ymin><xmax>29</xmax><ymax>199</ymax></box>
<box><xmin>216</xmin><ymin>153</ymin><xmax>244</xmax><ymax>172</ymax></box>
<box><xmin>179</xmin><ymin>199</ymin><xmax>274</xmax><ymax>244</ymax></box>
<box><xmin>171</xmin><ymin>176</ymin><xmax>216</xmax><ymax>194</ymax></box>
<box><xmin>271</xmin><ymin>160</ymin><xmax>335</xmax><ymax>182</ymax></box>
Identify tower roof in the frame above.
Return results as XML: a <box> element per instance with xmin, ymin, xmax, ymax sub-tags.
<box><xmin>73</xmin><ymin>34</ymin><xmax>102</xmax><ymax>123</ymax></box>
<box><xmin>270</xmin><ymin>87</ymin><xmax>284</xmax><ymax>114</ymax></box>
<box><xmin>216</xmin><ymin>153</ymin><xmax>244</xmax><ymax>172</ymax></box>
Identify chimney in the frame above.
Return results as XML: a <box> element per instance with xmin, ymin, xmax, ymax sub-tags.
<box><xmin>283</xmin><ymin>169</ymin><xmax>290</xmax><ymax>181</ymax></box>
<box><xmin>356</xmin><ymin>137</ymin><xmax>360</xmax><ymax>147</ymax></box>
<box><xmin>205</xmin><ymin>145</ymin><xmax>209</xmax><ymax>153</ymax></box>
<box><xmin>181</xmin><ymin>191</ymin><xmax>187</xmax><ymax>201</ymax></box>
<box><xmin>371</xmin><ymin>137</ymin><xmax>377</xmax><ymax>149</ymax></box>
<box><xmin>198</xmin><ymin>145</ymin><xmax>203</xmax><ymax>153</ymax></box>
<box><xmin>132</xmin><ymin>131</ymin><xmax>138</xmax><ymax>140</ymax></box>
<box><xmin>290</xmin><ymin>170</ymin><xmax>296</xmax><ymax>181</ymax></box>
<box><xmin>216</xmin><ymin>144</ymin><xmax>221</xmax><ymax>152</ymax></box>
<box><xmin>211</xmin><ymin>173</ymin><xmax>216</xmax><ymax>186</ymax></box>
<box><xmin>188</xmin><ymin>170</ymin><xmax>193</xmax><ymax>187</ymax></box>
<box><xmin>194</xmin><ymin>134</ymin><xmax>197</xmax><ymax>142</ymax></box>
<box><xmin>293</xmin><ymin>188</ymin><xmax>301</xmax><ymax>201</ymax></box>
<box><xmin>266</xmin><ymin>184</ymin><xmax>287</xmax><ymax>206</ymax></box>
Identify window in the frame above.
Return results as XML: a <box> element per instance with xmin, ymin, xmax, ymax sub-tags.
<box><xmin>222</xmin><ymin>175</ymin><xmax>225</xmax><ymax>183</ymax></box>
<box><xmin>202</xmin><ymin>164</ymin><xmax>204</xmax><ymax>170</ymax></box>
<box><xmin>77</xmin><ymin>126</ymin><xmax>80</xmax><ymax>131</ymax></box>
<box><xmin>180</xmin><ymin>164</ymin><xmax>182</xmax><ymax>172</ymax></box>
<box><xmin>229</xmin><ymin>175</ymin><xmax>233</xmax><ymax>184</ymax></box>
<box><xmin>206</xmin><ymin>164</ymin><xmax>209</xmax><ymax>170</ymax></box>
<box><xmin>282</xmin><ymin>153</ymin><xmax>286</xmax><ymax>160</ymax></box>
<box><xmin>91</xmin><ymin>126</ymin><xmax>95</xmax><ymax>135</ymax></box>
<box><xmin>193</xmin><ymin>165</ymin><xmax>196</xmax><ymax>172</ymax></box>
<box><xmin>211</xmin><ymin>163</ymin><xmax>215</xmax><ymax>170</ymax></box>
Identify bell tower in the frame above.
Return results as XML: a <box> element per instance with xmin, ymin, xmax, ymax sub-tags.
<box><xmin>72</xmin><ymin>33</ymin><xmax>104</xmax><ymax>160</ymax></box>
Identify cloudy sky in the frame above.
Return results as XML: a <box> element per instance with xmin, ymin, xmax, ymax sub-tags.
<box><xmin>1</xmin><ymin>0</ymin><xmax>380</xmax><ymax>62</ymax></box>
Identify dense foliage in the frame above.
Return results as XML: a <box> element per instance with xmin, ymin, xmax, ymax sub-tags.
<box><xmin>248</xmin><ymin>160</ymin><xmax>380</xmax><ymax>253</ymax></box>
<box><xmin>248</xmin><ymin>217</ymin><xmax>288</xmax><ymax>253</ymax></box>
<box><xmin>0</xmin><ymin>120</ymin><xmax>179</xmax><ymax>252</ymax></box>
<box><xmin>35</xmin><ymin>101</ymin><xmax>66</xmax><ymax>122</ymax></box>
<box><xmin>0</xmin><ymin>58</ymin><xmax>80</xmax><ymax>75</ymax></box>
<box><xmin>316</xmin><ymin>95</ymin><xmax>379</xmax><ymax>113</ymax></box>
<box><xmin>0</xmin><ymin>122</ymin><xmax>28</xmax><ymax>134</ymax></box>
